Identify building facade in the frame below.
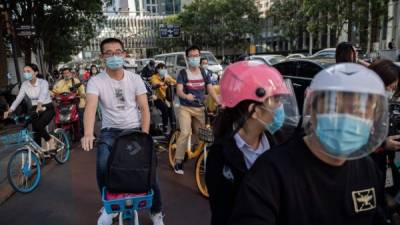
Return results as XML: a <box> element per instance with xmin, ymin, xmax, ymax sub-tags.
<box><xmin>84</xmin><ymin>0</ymin><xmax>192</xmax><ymax>59</ymax></box>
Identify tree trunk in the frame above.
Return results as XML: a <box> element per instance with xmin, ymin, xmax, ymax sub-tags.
<box><xmin>367</xmin><ymin>0</ymin><xmax>372</xmax><ymax>53</ymax></box>
<box><xmin>0</xmin><ymin>12</ymin><xmax>8</xmax><ymax>86</ymax></box>
<box><xmin>347</xmin><ymin>0</ymin><xmax>353</xmax><ymax>42</ymax></box>
<box><xmin>309</xmin><ymin>32</ymin><xmax>313</xmax><ymax>55</ymax></box>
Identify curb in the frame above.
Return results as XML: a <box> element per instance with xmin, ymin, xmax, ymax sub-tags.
<box><xmin>0</xmin><ymin>159</ymin><xmax>57</xmax><ymax>206</ymax></box>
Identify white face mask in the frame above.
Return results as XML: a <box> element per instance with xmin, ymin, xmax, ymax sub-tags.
<box><xmin>202</xmin><ymin>64</ymin><xmax>209</xmax><ymax>70</ymax></box>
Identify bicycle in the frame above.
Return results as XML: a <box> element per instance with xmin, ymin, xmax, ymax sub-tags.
<box><xmin>4</xmin><ymin>111</ymin><xmax>70</xmax><ymax>193</ymax></box>
<box><xmin>102</xmin><ymin>188</ymin><xmax>154</xmax><ymax>225</ymax></box>
<box><xmin>168</xmin><ymin>100</ymin><xmax>216</xmax><ymax>197</ymax></box>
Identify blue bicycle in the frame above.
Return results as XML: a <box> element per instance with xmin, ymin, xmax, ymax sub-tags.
<box><xmin>102</xmin><ymin>188</ymin><xmax>153</xmax><ymax>225</ymax></box>
<box><xmin>4</xmin><ymin>112</ymin><xmax>70</xmax><ymax>193</ymax></box>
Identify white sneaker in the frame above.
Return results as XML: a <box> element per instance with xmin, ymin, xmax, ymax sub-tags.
<box><xmin>150</xmin><ymin>212</ymin><xmax>165</xmax><ymax>225</ymax></box>
<box><xmin>97</xmin><ymin>207</ymin><xmax>118</xmax><ymax>225</ymax></box>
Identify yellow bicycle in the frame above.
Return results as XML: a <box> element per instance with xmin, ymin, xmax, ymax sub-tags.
<box><xmin>168</xmin><ymin>107</ymin><xmax>215</xmax><ymax>198</ymax></box>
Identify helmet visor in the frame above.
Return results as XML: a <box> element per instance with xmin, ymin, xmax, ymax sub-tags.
<box><xmin>303</xmin><ymin>90</ymin><xmax>388</xmax><ymax>159</ymax></box>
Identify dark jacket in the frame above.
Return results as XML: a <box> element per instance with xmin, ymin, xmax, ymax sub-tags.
<box><xmin>205</xmin><ymin>131</ymin><xmax>279</xmax><ymax>225</ymax></box>
<box><xmin>229</xmin><ymin>135</ymin><xmax>387</xmax><ymax>225</ymax></box>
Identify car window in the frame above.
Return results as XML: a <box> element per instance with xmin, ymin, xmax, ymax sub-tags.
<box><xmin>316</xmin><ymin>51</ymin><xmax>335</xmax><ymax>57</ymax></box>
<box><xmin>297</xmin><ymin>61</ymin><xmax>322</xmax><ymax>78</ymax></box>
<box><xmin>269</xmin><ymin>56</ymin><xmax>286</xmax><ymax>65</ymax></box>
<box><xmin>273</xmin><ymin>61</ymin><xmax>297</xmax><ymax>77</ymax></box>
<box><xmin>177</xmin><ymin>55</ymin><xmax>186</xmax><ymax>67</ymax></box>
<box><xmin>165</xmin><ymin>56</ymin><xmax>175</xmax><ymax>67</ymax></box>
<box><xmin>201</xmin><ymin>52</ymin><xmax>218</xmax><ymax>65</ymax></box>
<box><xmin>154</xmin><ymin>57</ymin><xmax>165</xmax><ymax>63</ymax></box>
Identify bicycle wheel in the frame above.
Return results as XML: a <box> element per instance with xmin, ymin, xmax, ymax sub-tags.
<box><xmin>168</xmin><ymin>130</ymin><xmax>180</xmax><ymax>168</ymax></box>
<box><xmin>52</xmin><ymin>129</ymin><xmax>71</xmax><ymax>164</ymax></box>
<box><xmin>7</xmin><ymin>149</ymin><xmax>41</xmax><ymax>193</ymax></box>
<box><xmin>195</xmin><ymin>151</ymin><xmax>209</xmax><ymax>198</ymax></box>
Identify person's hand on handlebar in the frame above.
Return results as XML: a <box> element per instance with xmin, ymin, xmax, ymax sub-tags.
<box><xmin>81</xmin><ymin>135</ymin><xmax>96</xmax><ymax>151</ymax></box>
<box><xmin>36</xmin><ymin>105</ymin><xmax>46</xmax><ymax>113</ymax></box>
<box><xmin>3</xmin><ymin>109</ymin><xmax>12</xmax><ymax>119</ymax></box>
<box><xmin>385</xmin><ymin>135</ymin><xmax>400</xmax><ymax>151</ymax></box>
<box><xmin>185</xmin><ymin>93</ymin><xmax>195</xmax><ymax>101</ymax></box>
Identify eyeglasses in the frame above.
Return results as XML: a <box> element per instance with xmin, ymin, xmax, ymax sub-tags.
<box><xmin>103</xmin><ymin>50</ymin><xmax>125</xmax><ymax>58</ymax></box>
<box><xmin>188</xmin><ymin>54</ymin><xmax>200</xmax><ymax>58</ymax></box>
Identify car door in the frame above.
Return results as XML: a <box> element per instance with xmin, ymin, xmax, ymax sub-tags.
<box><xmin>165</xmin><ymin>55</ymin><xmax>177</xmax><ymax>78</ymax></box>
<box><xmin>295</xmin><ymin>61</ymin><xmax>324</xmax><ymax>111</ymax></box>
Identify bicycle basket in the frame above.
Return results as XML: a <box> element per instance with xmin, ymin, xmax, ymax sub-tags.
<box><xmin>198</xmin><ymin>127</ymin><xmax>214</xmax><ymax>144</ymax></box>
<box><xmin>0</xmin><ymin>127</ymin><xmax>29</xmax><ymax>145</ymax></box>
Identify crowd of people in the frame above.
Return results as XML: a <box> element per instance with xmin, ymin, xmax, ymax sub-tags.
<box><xmin>2</xmin><ymin>36</ymin><xmax>400</xmax><ymax>225</ymax></box>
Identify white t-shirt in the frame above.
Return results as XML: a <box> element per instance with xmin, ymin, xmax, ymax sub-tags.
<box><xmin>86</xmin><ymin>70</ymin><xmax>147</xmax><ymax>129</ymax></box>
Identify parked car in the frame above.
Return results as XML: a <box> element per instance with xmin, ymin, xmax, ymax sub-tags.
<box><xmin>247</xmin><ymin>54</ymin><xmax>286</xmax><ymax>66</ymax></box>
<box><xmin>154</xmin><ymin>51</ymin><xmax>222</xmax><ymax>79</ymax></box>
<box><xmin>309</xmin><ymin>48</ymin><xmax>336</xmax><ymax>58</ymax></box>
<box><xmin>309</xmin><ymin>47</ymin><xmax>367</xmax><ymax>60</ymax></box>
<box><xmin>273</xmin><ymin>58</ymin><xmax>335</xmax><ymax>112</ymax></box>
<box><xmin>135</xmin><ymin>58</ymin><xmax>154</xmax><ymax>74</ymax></box>
<box><xmin>287</xmin><ymin>53</ymin><xmax>306</xmax><ymax>59</ymax></box>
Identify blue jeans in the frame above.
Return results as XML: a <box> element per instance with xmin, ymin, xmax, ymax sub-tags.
<box><xmin>96</xmin><ymin>128</ymin><xmax>163</xmax><ymax>213</ymax></box>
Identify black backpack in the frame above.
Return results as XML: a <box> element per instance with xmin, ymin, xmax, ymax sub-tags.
<box><xmin>106</xmin><ymin>130</ymin><xmax>156</xmax><ymax>193</ymax></box>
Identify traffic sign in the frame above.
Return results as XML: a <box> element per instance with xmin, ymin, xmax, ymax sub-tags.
<box><xmin>159</xmin><ymin>24</ymin><xmax>180</xmax><ymax>38</ymax></box>
<box><xmin>16</xmin><ymin>25</ymin><xmax>36</xmax><ymax>37</ymax></box>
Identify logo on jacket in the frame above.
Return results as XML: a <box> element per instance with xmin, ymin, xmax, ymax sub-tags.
<box><xmin>126</xmin><ymin>142</ymin><xmax>141</xmax><ymax>156</ymax></box>
<box><xmin>223</xmin><ymin>165</ymin><xmax>234</xmax><ymax>182</ymax></box>
<box><xmin>352</xmin><ymin>188</ymin><xmax>376</xmax><ymax>213</ymax></box>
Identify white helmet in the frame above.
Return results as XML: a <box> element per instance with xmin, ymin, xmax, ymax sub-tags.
<box><xmin>303</xmin><ymin>63</ymin><xmax>388</xmax><ymax>160</ymax></box>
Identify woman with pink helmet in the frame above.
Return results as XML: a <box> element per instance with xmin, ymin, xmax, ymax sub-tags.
<box><xmin>205</xmin><ymin>60</ymin><xmax>299</xmax><ymax>225</ymax></box>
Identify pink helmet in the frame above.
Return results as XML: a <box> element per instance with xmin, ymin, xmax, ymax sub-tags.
<box><xmin>220</xmin><ymin>61</ymin><xmax>289</xmax><ymax>108</ymax></box>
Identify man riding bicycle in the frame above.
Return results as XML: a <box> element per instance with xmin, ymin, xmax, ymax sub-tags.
<box><xmin>81</xmin><ymin>38</ymin><xmax>164</xmax><ymax>225</ymax></box>
<box><xmin>174</xmin><ymin>45</ymin><xmax>220</xmax><ymax>175</ymax></box>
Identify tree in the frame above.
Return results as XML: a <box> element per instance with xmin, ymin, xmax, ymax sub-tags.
<box><xmin>177</xmin><ymin>0</ymin><xmax>262</xmax><ymax>55</ymax></box>
<box><xmin>271</xmin><ymin>0</ymin><xmax>389</xmax><ymax>51</ymax></box>
<box><xmin>7</xmin><ymin>0</ymin><xmax>105</xmax><ymax>70</ymax></box>
<box><xmin>269</xmin><ymin>0</ymin><xmax>305</xmax><ymax>50</ymax></box>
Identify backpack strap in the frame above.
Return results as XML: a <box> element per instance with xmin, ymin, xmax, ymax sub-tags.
<box><xmin>180</xmin><ymin>68</ymin><xmax>208</xmax><ymax>94</ymax></box>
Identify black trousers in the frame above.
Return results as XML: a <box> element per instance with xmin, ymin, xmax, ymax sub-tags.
<box><xmin>154</xmin><ymin>99</ymin><xmax>172</xmax><ymax>128</ymax></box>
<box><xmin>32</xmin><ymin>103</ymin><xmax>55</xmax><ymax>145</ymax></box>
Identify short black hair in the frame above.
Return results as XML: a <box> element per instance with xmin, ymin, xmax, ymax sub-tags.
<box><xmin>100</xmin><ymin>38</ymin><xmax>124</xmax><ymax>53</ymax></box>
<box><xmin>369</xmin><ymin>59</ymin><xmax>399</xmax><ymax>87</ymax></box>
<box><xmin>185</xmin><ymin>45</ymin><xmax>201</xmax><ymax>57</ymax></box>
<box><xmin>200</xmin><ymin>57</ymin><xmax>208</xmax><ymax>64</ymax></box>
<box><xmin>336</xmin><ymin>42</ymin><xmax>356</xmax><ymax>63</ymax></box>
<box><xmin>60</xmin><ymin>67</ymin><xmax>72</xmax><ymax>74</ymax></box>
<box><xmin>156</xmin><ymin>63</ymin><xmax>166</xmax><ymax>70</ymax></box>
<box><xmin>25</xmin><ymin>63</ymin><xmax>39</xmax><ymax>73</ymax></box>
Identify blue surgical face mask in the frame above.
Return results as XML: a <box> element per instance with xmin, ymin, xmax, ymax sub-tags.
<box><xmin>159</xmin><ymin>69</ymin><xmax>167</xmax><ymax>77</ymax></box>
<box><xmin>106</xmin><ymin>56</ymin><xmax>124</xmax><ymax>70</ymax></box>
<box><xmin>188</xmin><ymin>57</ymin><xmax>201</xmax><ymax>68</ymax></box>
<box><xmin>315</xmin><ymin>114</ymin><xmax>372</xmax><ymax>157</ymax></box>
<box><xmin>23</xmin><ymin>72</ymin><xmax>33</xmax><ymax>81</ymax></box>
<box><xmin>265</xmin><ymin>105</ymin><xmax>285</xmax><ymax>134</ymax></box>
<box><xmin>386</xmin><ymin>91</ymin><xmax>394</xmax><ymax>100</ymax></box>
